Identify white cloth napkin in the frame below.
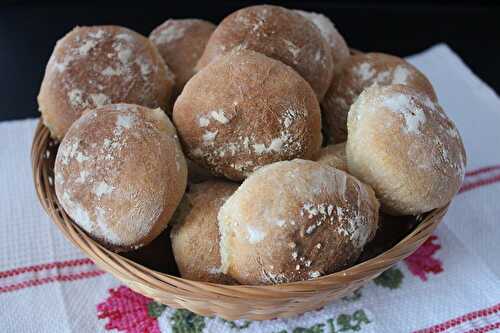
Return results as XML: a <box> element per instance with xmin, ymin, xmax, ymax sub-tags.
<box><xmin>0</xmin><ymin>44</ymin><xmax>499</xmax><ymax>333</ymax></box>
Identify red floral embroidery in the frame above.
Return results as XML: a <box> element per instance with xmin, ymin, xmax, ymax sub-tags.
<box><xmin>404</xmin><ymin>235</ymin><xmax>443</xmax><ymax>281</ymax></box>
<box><xmin>97</xmin><ymin>286</ymin><xmax>161</xmax><ymax>333</ymax></box>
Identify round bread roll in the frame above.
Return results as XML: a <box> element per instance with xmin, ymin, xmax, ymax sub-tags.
<box><xmin>316</xmin><ymin>142</ymin><xmax>347</xmax><ymax>171</ymax></box>
<box><xmin>218</xmin><ymin>159</ymin><xmax>379</xmax><ymax>285</ymax></box>
<box><xmin>347</xmin><ymin>84</ymin><xmax>466</xmax><ymax>215</ymax></box>
<box><xmin>322</xmin><ymin>52</ymin><xmax>437</xmax><ymax>143</ymax></box>
<box><xmin>38</xmin><ymin>26</ymin><xmax>175</xmax><ymax>139</ymax></box>
<box><xmin>295</xmin><ymin>10</ymin><xmax>350</xmax><ymax>69</ymax></box>
<box><xmin>173</xmin><ymin>49</ymin><xmax>322</xmax><ymax>181</ymax></box>
<box><xmin>171</xmin><ymin>181</ymin><xmax>239</xmax><ymax>283</ymax></box>
<box><xmin>196</xmin><ymin>5</ymin><xmax>334</xmax><ymax>100</ymax></box>
<box><xmin>54</xmin><ymin>104</ymin><xmax>187</xmax><ymax>251</ymax></box>
<box><xmin>150</xmin><ymin>19</ymin><xmax>216</xmax><ymax>95</ymax></box>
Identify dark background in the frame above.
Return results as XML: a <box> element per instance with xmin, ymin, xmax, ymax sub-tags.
<box><xmin>0</xmin><ymin>0</ymin><xmax>498</xmax><ymax>121</ymax></box>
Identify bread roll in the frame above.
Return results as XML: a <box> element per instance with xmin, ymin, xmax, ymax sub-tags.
<box><xmin>295</xmin><ymin>10</ymin><xmax>349</xmax><ymax>69</ymax></box>
<box><xmin>218</xmin><ymin>159</ymin><xmax>379</xmax><ymax>285</ymax></box>
<box><xmin>316</xmin><ymin>142</ymin><xmax>347</xmax><ymax>171</ymax></box>
<box><xmin>150</xmin><ymin>19</ymin><xmax>216</xmax><ymax>95</ymax></box>
<box><xmin>54</xmin><ymin>104</ymin><xmax>187</xmax><ymax>251</ymax></box>
<box><xmin>173</xmin><ymin>49</ymin><xmax>322</xmax><ymax>181</ymax></box>
<box><xmin>171</xmin><ymin>181</ymin><xmax>238</xmax><ymax>283</ymax></box>
<box><xmin>38</xmin><ymin>26</ymin><xmax>175</xmax><ymax>139</ymax></box>
<box><xmin>347</xmin><ymin>84</ymin><xmax>466</xmax><ymax>215</ymax></box>
<box><xmin>196</xmin><ymin>5</ymin><xmax>334</xmax><ymax>100</ymax></box>
<box><xmin>322</xmin><ymin>52</ymin><xmax>437</xmax><ymax>143</ymax></box>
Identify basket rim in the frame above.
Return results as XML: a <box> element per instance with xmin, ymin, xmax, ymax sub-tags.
<box><xmin>31</xmin><ymin>119</ymin><xmax>448</xmax><ymax>296</ymax></box>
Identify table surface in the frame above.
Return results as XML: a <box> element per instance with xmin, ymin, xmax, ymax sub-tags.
<box><xmin>0</xmin><ymin>1</ymin><xmax>498</xmax><ymax>121</ymax></box>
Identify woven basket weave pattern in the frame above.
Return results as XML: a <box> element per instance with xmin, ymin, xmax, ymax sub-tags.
<box><xmin>31</xmin><ymin>121</ymin><xmax>447</xmax><ymax>320</ymax></box>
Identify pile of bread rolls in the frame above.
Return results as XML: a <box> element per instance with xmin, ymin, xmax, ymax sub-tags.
<box><xmin>39</xmin><ymin>5</ymin><xmax>466</xmax><ymax>285</ymax></box>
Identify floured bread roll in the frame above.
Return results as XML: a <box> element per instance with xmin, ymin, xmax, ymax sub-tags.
<box><xmin>322</xmin><ymin>52</ymin><xmax>437</xmax><ymax>143</ymax></box>
<box><xmin>150</xmin><ymin>19</ymin><xmax>216</xmax><ymax>95</ymax></box>
<box><xmin>38</xmin><ymin>26</ymin><xmax>175</xmax><ymax>139</ymax></box>
<box><xmin>196</xmin><ymin>5</ymin><xmax>333</xmax><ymax>100</ymax></box>
<box><xmin>54</xmin><ymin>104</ymin><xmax>187</xmax><ymax>251</ymax></box>
<box><xmin>295</xmin><ymin>10</ymin><xmax>350</xmax><ymax>69</ymax></box>
<box><xmin>218</xmin><ymin>159</ymin><xmax>379</xmax><ymax>285</ymax></box>
<box><xmin>347</xmin><ymin>84</ymin><xmax>466</xmax><ymax>215</ymax></box>
<box><xmin>171</xmin><ymin>181</ymin><xmax>238</xmax><ymax>283</ymax></box>
<box><xmin>316</xmin><ymin>142</ymin><xmax>347</xmax><ymax>171</ymax></box>
<box><xmin>173</xmin><ymin>49</ymin><xmax>322</xmax><ymax>181</ymax></box>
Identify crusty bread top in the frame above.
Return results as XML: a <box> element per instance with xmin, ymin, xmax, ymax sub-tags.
<box><xmin>295</xmin><ymin>10</ymin><xmax>350</xmax><ymax>68</ymax></box>
<box><xmin>196</xmin><ymin>5</ymin><xmax>334</xmax><ymax>100</ymax></box>
<box><xmin>347</xmin><ymin>84</ymin><xmax>466</xmax><ymax>215</ymax></box>
<box><xmin>322</xmin><ymin>52</ymin><xmax>437</xmax><ymax>143</ymax></box>
<box><xmin>171</xmin><ymin>180</ymin><xmax>238</xmax><ymax>283</ymax></box>
<box><xmin>54</xmin><ymin>104</ymin><xmax>187</xmax><ymax>250</ymax></box>
<box><xmin>38</xmin><ymin>26</ymin><xmax>175</xmax><ymax>139</ymax></box>
<box><xmin>174</xmin><ymin>49</ymin><xmax>322</xmax><ymax>181</ymax></box>
<box><xmin>218</xmin><ymin>159</ymin><xmax>379</xmax><ymax>285</ymax></box>
<box><xmin>150</xmin><ymin>19</ymin><xmax>216</xmax><ymax>94</ymax></box>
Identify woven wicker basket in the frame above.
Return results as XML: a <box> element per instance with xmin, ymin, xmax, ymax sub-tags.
<box><xmin>31</xmin><ymin>120</ymin><xmax>448</xmax><ymax>320</ymax></box>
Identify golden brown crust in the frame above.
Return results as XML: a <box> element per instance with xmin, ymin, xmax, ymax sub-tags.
<box><xmin>294</xmin><ymin>10</ymin><xmax>350</xmax><ymax>69</ymax></box>
<box><xmin>196</xmin><ymin>5</ymin><xmax>334</xmax><ymax>100</ymax></box>
<box><xmin>218</xmin><ymin>159</ymin><xmax>379</xmax><ymax>285</ymax></box>
<box><xmin>346</xmin><ymin>84</ymin><xmax>466</xmax><ymax>215</ymax></box>
<box><xmin>38</xmin><ymin>26</ymin><xmax>175</xmax><ymax>140</ymax></box>
<box><xmin>173</xmin><ymin>49</ymin><xmax>322</xmax><ymax>181</ymax></box>
<box><xmin>150</xmin><ymin>19</ymin><xmax>216</xmax><ymax>96</ymax></box>
<box><xmin>322</xmin><ymin>52</ymin><xmax>437</xmax><ymax>143</ymax></box>
<box><xmin>316</xmin><ymin>142</ymin><xmax>347</xmax><ymax>171</ymax></box>
<box><xmin>54</xmin><ymin>104</ymin><xmax>187</xmax><ymax>251</ymax></box>
<box><xmin>170</xmin><ymin>181</ymin><xmax>239</xmax><ymax>284</ymax></box>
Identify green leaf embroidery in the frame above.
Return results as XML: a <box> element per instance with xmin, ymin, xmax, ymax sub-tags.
<box><xmin>328</xmin><ymin>309</ymin><xmax>371</xmax><ymax>332</ymax></box>
<box><xmin>170</xmin><ymin>309</ymin><xmax>206</xmax><ymax>333</ymax></box>
<box><xmin>327</xmin><ymin>318</ymin><xmax>335</xmax><ymax>332</ymax></box>
<box><xmin>373</xmin><ymin>267</ymin><xmax>404</xmax><ymax>289</ymax></box>
<box><xmin>292</xmin><ymin>323</ymin><xmax>325</xmax><ymax>333</ymax></box>
<box><xmin>147</xmin><ymin>301</ymin><xmax>166</xmax><ymax>318</ymax></box>
<box><xmin>275</xmin><ymin>309</ymin><xmax>371</xmax><ymax>333</ymax></box>
<box><xmin>221</xmin><ymin>318</ymin><xmax>252</xmax><ymax>329</ymax></box>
